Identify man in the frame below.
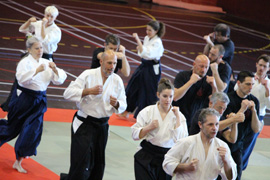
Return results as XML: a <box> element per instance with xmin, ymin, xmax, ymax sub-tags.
<box><xmin>189</xmin><ymin>92</ymin><xmax>245</xmax><ymax>144</ymax></box>
<box><xmin>163</xmin><ymin>108</ymin><xmax>237</xmax><ymax>180</ymax></box>
<box><xmin>173</xmin><ymin>54</ymin><xmax>217</xmax><ymax>129</ymax></box>
<box><xmin>91</xmin><ymin>34</ymin><xmax>130</xmax><ymax>77</ymax></box>
<box><xmin>241</xmin><ymin>54</ymin><xmax>269</xmax><ymax>170</ymax></box>
<box><xmin>60</xmin><ymin>50</ymin><xmax>127</xmax><ymax>180</ymax></box>
<box><xmin>19</xmin><ymin>5</ymin><xmax>61</xmax><ymax>61</ymax></box>
<box><xmin>223</xmin><ymin>71</ymin><xmax>263</xmax><ymax>180</ymax></box>
<box><xmin>203</xmin><ymin>23</ymin><xmax>235</xmax><ymax>65</ymax></box>
<box><xmin>207</xmin><ymin>44</ymin><xmax>232</xmax><ymax>92</ymax></box>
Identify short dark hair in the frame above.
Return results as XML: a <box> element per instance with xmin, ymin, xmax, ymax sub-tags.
<box><xmin>212</xmin><ymin>44</ymin><xmax>225</xmax><ymax>56</ymax></box>
<box><xmin>214</xmin><ymin>23</ymin><xmax>230</xmax><ymax>37</ymax></box>
<box><xmin>105</xmin><ymin>34</ymin><xmax>120</xmax><ymax>46</ymax></box>
<box><xmin>198</xmin><ymin>108</ymin><xmax>220</xmax><ymax>125</ymax></box>
<box><xmin>257</xmin><ymin>54</ymin><xmax>270</xmax><ymax>63</ymax></box>
<box><xmin>237</xmin><ymin>71</ymin><xmax>254</xmax><ymax>83</ymax></box>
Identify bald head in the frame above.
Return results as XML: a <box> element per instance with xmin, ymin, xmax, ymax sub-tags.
<box><xmin>100</xmin><ymin>50</ymin><xmax>117</xmax><ymax>77</ymax></box>
<box><xmin>193</xmin><ymin>55</ymin><xmax>210</xmax><ymax>77</ymax></box>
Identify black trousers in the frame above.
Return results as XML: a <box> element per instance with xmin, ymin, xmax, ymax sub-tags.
<box><xmin>134</xmin><ymin>140</ymin><xmax>172</xmax><ymax>180</ymax></box>
<box><xmin>61</xmin><ymin>113</ymin><xmax>109</xmax><ymax>180</ymax></box>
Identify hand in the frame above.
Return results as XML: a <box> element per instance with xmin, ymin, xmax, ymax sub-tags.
<box><xmin>240</xmin><ymin>99</ymin><xmax>250</xmax><ymax>112</ymax></box>
<box><xmin>186</xmin><ymin>159</ymin><xmax>199</xmax><ymax>172</ymax></box>
<box><xmin>249</xmin><ymin>100</ymin><xmax>256</xmax><ymax>111</ymax></box>
<box><xmin>36</xmin><ymin>64</ymin><xmax>46</xmax><ymax>73</ymax></box>
<box><xmin>115</xmin><ymin>52</ymin><xmax>124</xmax><ymax>60</ymax></box>
<box><xmin>110</xmin><ymin>95</ymin><xmax>119</xmax><ymax>108</ymax></box>
<box><xmin>89</xmin><ymin>85</ymin><xmax>103</xmax><ymax>95</ymax></box>
<box><xmin>29</xmin><ymin>17</ymin><xmax>37</xmax><ymax>22</ymax></box>
<box><xmin>148</xmin><ymin>119</ymin><xmax>159</xmax><ymax>130</ymax></box>
<box><xmin>210</xmin><ymin>62</ymin><xmax>218</xmax><ymax>73</ymax></box>
<box><xmin>261</xmin><ymin>78</ymin><xmax>268</xmax><ymax>88</ymax></box>
<box><xmin>189</xmin><ymin>73</ymin><xmax>201</xmax><ymax>84</ymax></box>
<box><xmin>203</xmin><ymin>33</ymin><xmax>214</xmax><ymax>46</ymax></box>
<box><xmin>172</xmin><ymin>106</ymin><xmax>180</xmax><ymax>118</ymax></box>
<box><xmin>233</xmin><ymin>112</ymin><xmax>245</xmax><ymax>123</ymax></box>
<box><xmin>48</xmin><ymin>62</ymin><xmax>57</xmax><ymax>70</ymax></box>
<box><xmin>217</xmin><ymin>147</ymin><xmax>229</xmax><ymax>164</ymax></box>
<box><xmin>42</xmin><ymin>18</ymin><xmax>48</xmax><ymax>26</ymax></box>
<box><xmin>132</xmin><ymin>33</ymin><xmax>139</xmax><ymax>41</ymax></box>
<box><xmin>118</xmin><ymin>45</ymin><xmax>126</xmax><ymax>54</ymax></box>
<box><xmin>206</xmin><ymin>75</ymin><xmax>217</xmax><ymax>88</ymax></box>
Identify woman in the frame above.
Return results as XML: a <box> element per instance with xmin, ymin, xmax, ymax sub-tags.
<box><xmin>0</xmin><ymin>37</ymin><xmax>67</xmax><ymax>173</ymax></box>
<box><xmin>131</xmin><ymin>78</ymin><xmax>188</xmax><ymax>180</ymax></box>
<box><xmin>0</xmin><ymin>5</ymin><xmax>61</xmax><ymax>115</ymax></box>
<box><xmin>120</xmin><ymin>20</ymin><xmax>165</xmax><ymax>118</ymax></box>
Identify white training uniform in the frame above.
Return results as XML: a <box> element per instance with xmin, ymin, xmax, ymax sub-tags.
<box><xmin>163</xmin><ymin>133</ymin><xmax>237</xmax><ymax>180</ymax></box>
<box><xmin>63</xmin><ymin>67</ymin><xmax>127</xmax><ymax>132</ymax></box>
<box><xmin>16</xmin><ymin>54</ymin><xmax>67</xmax><ymax>91</ymax></box>
<box><xmin>131</xmin><ymin>103</ymin><xmax>188</xmax><ymax>148</ymax></box>
<box><xmin>138</xmin><ymin>35</ymin><xmax>164</xmax><ymax>75</ymax></box>
<box><xmin>31</xmin><ymin>20</ymin><xmax>61</xmax><ymax>55</ymax></box>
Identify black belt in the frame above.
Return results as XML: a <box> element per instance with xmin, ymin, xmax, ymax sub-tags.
<box><xmin>42</xmin><ymin>53</ymin><xmax>54</xmax><ymax>61</ymax></box>
<box><xmin>75</xmin><ymin>112</ymin><xmax>109</xmax><ymax>126</ymax></box>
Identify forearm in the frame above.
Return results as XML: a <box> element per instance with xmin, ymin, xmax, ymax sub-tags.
<box><xmin>213</xmin><ymin>73</ymin><xmax>226</xmax><ymax>92</ymax></box>
<box><xmin>139</xmin><ymin>126</ymin><xmax>152</xmax><ymax>139</ymax></box>
<box><xmin>174</xmin><ymin>163</ymin><xmax>190</xmax><ymax>174</ymax></box>
<box><xmin>41</xmin><ymin>25</ymin><xmax>46</xmax><ymax>40</ymax></box>
<box><xmin>219</xmin><ymin>117</ymin><xmax>235</xmax><ymax>131</ymax></box>
<box><xmin>174</xmin><ymin>81</ymin><xmax>194</xmax><ymax>101</ymax></box>
<box><xmin>19</xmin><ymin>21</ymin><xmax>31</xmax><ymax>32</ymax></box>
<box><xmin>136</xmin><ymin>39</ymin><xmax>143</xmax><ymax>53</ymax></box>
<box><xmin>223</xmin><ymin>161</ymin><xmax>233</xmax><ymax>180</ymax></box>
<box><xmin>203</xmin><ymin>44</ymin><xmax>211</xmax><ymax>55</ymax></box>
<box><xmin>251</xmin><ymin>110</ymin><xmax>261</xmax><ymax>133</ymax></box>
<box><xmin>120</xmin><ymin>56</ymin><xmax>130</xmax><ymax>77</ymax></box>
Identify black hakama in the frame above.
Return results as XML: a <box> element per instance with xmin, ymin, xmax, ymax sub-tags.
<box><xmin>134</xmin><ymin>140</ymin><xmax>172</xmax><ymax>180</ymax></box>
<box><xmin>60</xmin><ymin>112</ymin><xmax>109</xmax><ymax>180</ymax></box>
<box><xmin>125</xmin><ymin>59</ymin><xmax>161</xmax><ymax>118</ymax></box>
<box><xmin>0</xmin><ymin>84</ymin><xmax>47</xmax><ymax>159</ymax></box>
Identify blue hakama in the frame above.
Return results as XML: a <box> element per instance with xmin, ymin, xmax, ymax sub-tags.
<box><xmin>0</xmin><ymin>84</ymin><xmax>47</xmax><ymax>159</ymax></box>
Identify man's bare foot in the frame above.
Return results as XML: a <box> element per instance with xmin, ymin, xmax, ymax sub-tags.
<box><xmin>13</xmin><ymin>158</ymin><xmax>27</xmax><ymax>173</ymax></box>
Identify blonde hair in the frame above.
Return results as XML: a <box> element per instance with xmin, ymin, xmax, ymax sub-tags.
<box><xmin>45</xmin><ymin>5</ymin><xmax>59</xmax><ymax>17</ymax></box>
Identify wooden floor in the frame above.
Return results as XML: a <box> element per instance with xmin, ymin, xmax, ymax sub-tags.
<box><xmin>0</xmin><ymin>0</ymin><xmax>270</xmax><ymax>179</ymax></box>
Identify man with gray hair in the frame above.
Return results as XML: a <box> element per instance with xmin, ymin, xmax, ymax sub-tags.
<box><xmin>189</xmin><ymin>92</ymin><xmax>245</xmax><ymax>143</ymax></box>
<box><xmin>163</xmin><ymin>108</ymin><xmax>237</xmax><ymax>180</ymax></box>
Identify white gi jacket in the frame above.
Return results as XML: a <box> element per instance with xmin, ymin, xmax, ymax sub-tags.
<box><xmin>16</xmin><ymin>54</ymin><xmax>67</xmax><ymax>91</ymax></box>
<box><xmin>138</xmin><ymin>35</ymin><xmax>164</xmax><ymax>61</ymax></box>
<box><xmin>64</xmin><ymin>67</ymin><xmax>127</xmax><ymax>118</ymax></box>
<box><xmin>31</xmin><ymin>21</ymin><xmax>61</xmax><ymax>55</ymax></box>
<box><xmin>163</xmin><ymin>133</ymin><xmax>237</xmax><ymax>180</ymax></box>
<box><xmin>131</xmin><ymin>103</ymin><xmax>188</xmax><ymax>148</ymax></box>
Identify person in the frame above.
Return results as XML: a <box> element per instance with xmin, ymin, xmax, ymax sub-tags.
<box><xmin>163</xmin><ymin>108</ymin><xmax>237</xmax><ymax>180</ymax></box>
<box><xmin>1</xmin><ymin>5</ymin><xmax>62</xmax><ymax>115</ymax></box>
<box><xmin>91</xmin><ymin>34</ymin><xmax>130</xmax><ymax>77</ymax></box>
<box><xmin>19</xmin><ymin>5</ymin><xmax>61</xmax><ymax>61</ymax></box>
<box><xmin>120</xmin><ymin>20</ymin><xmax>165</xmax><ymax>118</ymax></box>
<box><xmin>60</xmin><ymin>50</ymin><xmax>127</xmax><ymax>180</ymax></box>
<box><xmin>238</xmin><ymin>54</ymin><xmax>269</xmax><ymax>170</ymax></box>
<box><xmin>189</xmin><ymin>92</ymin><xmax>245</xmax><ymax>144</ymax></box>
<box><xmin>0</xmin><ymin>37</ymin><xmax>67</xmax><ymax>173</ymax></box>
<box><xmin>223</xmin><ymin>71</ymin><xmax>263</xmax><ymax>180</ymax></box>
<box><xmin>207</xmin><ymin>44</ymin><xmax>232</xmax><ymax>92</ymax></box>
<box><xmin>203</xmin><ymin>23</ymin><xmax>235</xmax><ymax>65</ymax></box>
<box><xmin>173</xmin><ymin>54</ymin><xmax>217</xmax><ymax>130</ymax></box>
<box><xmin>131</xmin><ymin>78</ymin><xmax>188</xmax><ymax>180</ymax></box>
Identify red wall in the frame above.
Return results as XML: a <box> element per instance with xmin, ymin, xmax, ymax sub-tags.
<box><xmin>217</xmin><ymin>0</ymin><xmax>270</xmax><ymax>29</ymax></box>
<box><xmin>181</xmin><ymin>0</ymin><xmax>217</xmax><ymax>6</ymax></box>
